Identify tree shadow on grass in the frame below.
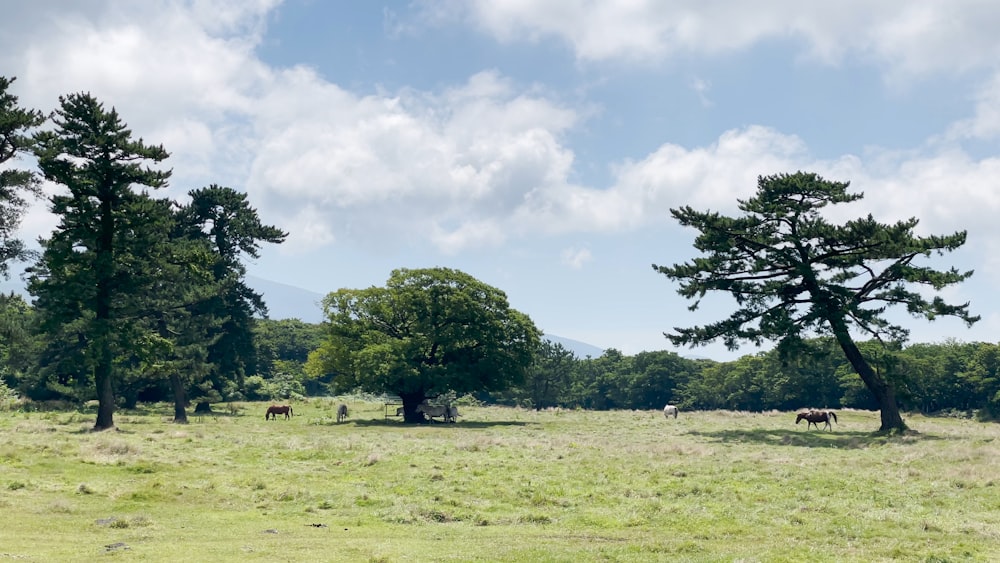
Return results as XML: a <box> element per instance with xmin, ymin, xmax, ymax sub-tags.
<box><xmin>685</xmin><ymin>427</ymin><xmax>948</xmax><ymax>449</ymax></box>
<box><xmin>314</xmin><ymin>418</ymin><xmax>532</xmax><ymax>429</ymax></box>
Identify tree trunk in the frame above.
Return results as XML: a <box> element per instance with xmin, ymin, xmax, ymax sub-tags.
<box><xmin>169</xmin><ymin>372</ymin><xmax>188</xmax><ymax>424</ymax></box>
<box><xmin>92</xmin><ymin>316</ymin><xmax>115</xmax><ymax>430</ymax></box>
<box><xmin>830</xmin><ymin>321</ymin><xmax>906</xmax><ymax>432</ymax></box>
<box><xmin>399</xmin><ymin>391</ymin><xmax>427</xmax><ymax>423</ymax></box>
<box><xmin>93</xmin><ymin>191</ymin><xmax>116</xmax><ymax>431</ymax></box>
<box><xmin>94</xmin><ymin>351</ymin><xmax>115</xmax><ymax>431</ymax></box>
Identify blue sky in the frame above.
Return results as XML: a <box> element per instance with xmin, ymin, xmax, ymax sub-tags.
<box><xmin>4</xmin><ymin>1</ymin><xmax>1000</xmax><ymax>360</ymax></box>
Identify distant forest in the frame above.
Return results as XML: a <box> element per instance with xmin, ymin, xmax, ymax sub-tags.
<box><xmin>4</xmin><ymin>307</ymin><xmax>998</xmax><ymax>420</ymax></box>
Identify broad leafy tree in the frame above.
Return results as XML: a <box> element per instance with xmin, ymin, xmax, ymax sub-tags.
<box><xmin>0</xmin><ymin>76</ymin><xmax>45</xmax><ymax>278</ymax></box>
<box><xmin>654</xmin><ymin>172</ymin><xmax>978</xmax><ymax>432</ymax></box>
<box><xmin>30</xmin><ymin>93</ymin><xmax>170</xmax><ymax>430</ymax></box>
<box><xmin>308</xmin><ymin>267</ymin><xmax>540</xmax><ymax>422</ymax></box>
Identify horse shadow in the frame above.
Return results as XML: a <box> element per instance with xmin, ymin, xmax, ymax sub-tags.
<box><xmin>685</xmin><ymin>428</ymin><xmax>948</xmax><ymax>449</ymax></box>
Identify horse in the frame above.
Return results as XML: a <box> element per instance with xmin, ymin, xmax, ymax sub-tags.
<box><xmin>445</xmin><ymin>406</ymin><xmax>460</xmax><ymax>423</ymax></box>
<box><xmin>266</xmin><ymin>405</ymin><xmax>293</xmax><ymax>420</ymax></box>
<box><xmin>796</xmin><ymin>409</ymin><xmax>837</xmax><ymax>430</ymax></box>
<box><xmin>336</xmin><ymin>403</ymin><xmax>349</xmax><ymax>423</ymax></box>
<box><xmin>416</xmin><ymin>403</ymin><xmax>449</xmax><ymax>422</ymax></box>
<box><xmin>663</xmin><ymin>404</ymin><xmax>679</xmax><ymax>419</ymax></box>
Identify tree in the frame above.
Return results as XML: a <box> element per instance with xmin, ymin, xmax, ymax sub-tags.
<box><xmin>654</xmin><ymin>172</ymin><xmax>978</xmax><ymax>432</ymax></box>
<box><xmin>0</xmin><ymin>292</ymin><xmax>38</xmax><ymax>395</ymax></box>
<box><xmin>254</xmin><ymin>318</ymin><xmax>325</xmax><ymax>394</ymax></box>
<box><xmin>624</xmin><ymin>351</ymin><xmax>701</xmax><ymax>410</ymax></box>
<box><xmin>521</xmin><ymin>340</ymin><xmax>577</xmax><ymax>409</ymax></box>
<box><xmin>30</xmin><ymin>93</ymin><xmax>170</xmax><ymax>430</ymax></box>
<box><xmin>0</xmin><ymin>76</ymin><xmax>45</xmax><ymax>278</ymax></box>
<box><xmin>307</xmin><ymin>267</ymin><xmax>540</xmax><ymax>422</ymax></box>
<box><xmin>176</xmin><ymin>185</ymin><xmax>286</xmax><ymax>411</ymax></box>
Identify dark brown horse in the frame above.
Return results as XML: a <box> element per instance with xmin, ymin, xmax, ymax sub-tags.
<box><xmin>796</xmin><ymin>410</ymin><xmax>837</xmax><ymax>430</ymax></box>
<box><xmin>266</xmin><ymin>405</ymin><xmax>293</xmax><ymax>420</ymax></box>
<box><xmin>336</xmin><ymin>403</ymin><xmax>348</xmax><ymax>423</ymax></box>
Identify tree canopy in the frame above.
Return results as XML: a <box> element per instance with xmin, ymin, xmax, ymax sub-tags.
<box><xmin>654</xmin><ymin>171</ymin><xmax>978</xmax><ymax>432</ymax></box>
<box><xmin>0</xmin><ymin>76</ymin><xmax>45</xmax><ymax>279</ymax></box>
<box><xmin>307</xmin><ymin>267</ymin><xmax>540</xmax><ymax>421</ymax></box>
<box><xmin>30</xmin><ymin>93</ymin><xmax>171</xmax><ymax>430</ymax></box>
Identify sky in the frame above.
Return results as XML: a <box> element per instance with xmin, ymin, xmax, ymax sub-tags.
<box><xmin>3</xmin><ymin>1</ymin><xmax>1000</xmax><ymax>361</ymax></box>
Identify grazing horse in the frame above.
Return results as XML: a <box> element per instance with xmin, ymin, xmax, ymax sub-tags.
<box><xmin>336</xmin><ymin>403</ymin><xmax>349</xmax><ymax>423</ymax></box>
<box><xmin>416</xmin><ymin>403</ymin><xmax>449</xmax><ymax>422</ymax></box>
<box><xmin>663</xmin><ymin>404</ymin><xmax>679</xmax><ymax>419</ymax></box>
<box><xmin>445</xmin><ymin>406</ymin><xmax>460</xmax><ymax>423</ymax></box>
<box><xmin>796</xmin><ymin>410</ymin><xmax>837</xmax><ymax>430</ymax></box>
<box><xmin>266</xmin><ymin>405</ymin><xmax>293</xmax><ymax>420</ymax></box>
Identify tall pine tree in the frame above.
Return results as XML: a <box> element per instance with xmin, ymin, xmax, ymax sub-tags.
<box><xmin>177</xmin><ymin>185</ymin><xmax>286</xmax><ymax>411</ymax></box>
<box><xmin>0</xmin><ymin>76</ymin><xmax>45</xmax><ymax>279</ymax></box>
<box><xmin>30</xmin><ymin>93</ymin><xmax>170</xmax><ymax>430</ymax></box>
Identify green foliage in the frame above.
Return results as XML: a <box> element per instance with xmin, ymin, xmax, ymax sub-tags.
<box><xmin>177</xmin><ymin>185</ymin><xmax>287</xmax><ymax>407</ymax></box>
<box><xmin>0</xmin><ymin>374</ymin><xmax>19</xmax><ymax>410</ymax></box>
<box><xmin>492</xmin><ymin>339</ymin><xmax>577</xmax><ymax>409</ymax></box>
<box><xmin>254</xmin><ymin>318</ymin><xmax>325</xmax><ymax>394</ymax></box>
<box><xmin>308</xmin><ymin>267</ymin><xmax>540</xmax><ymax>419</ymax></box>
<box><xmin>656</xmin><ymin>171</ymin><xmax>977</xmax><ymax>348</ymax></box>
<box><xmin>0</xmin><ymin>75</ymin><xmax>45</xmax><ymax>279</ymax></box>
<box><xmin>655</xmin><ymin>171</ymin><xmax>978</xmax><ymax>431</ymax></box>
<box><xmin>30</xmin><ymin>92</ymin><xmax>171</xmax><ymax>429</ymax></box>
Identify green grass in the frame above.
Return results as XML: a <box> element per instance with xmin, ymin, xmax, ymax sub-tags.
<box><xmin>1</xmin><ymin>401</ymin><xmax>998</xmax><ymax>561</ymax></box>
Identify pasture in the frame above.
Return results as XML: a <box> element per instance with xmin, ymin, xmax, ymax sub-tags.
<box><xmin>1</xmin><ymin>401</ymin><xmax>998</xmax><ymax>562</ymax></box>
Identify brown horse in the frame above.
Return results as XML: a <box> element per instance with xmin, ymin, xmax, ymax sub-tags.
<box><xmin>336</xmin><ymin>403</ymin><xmax>348</xmax><ymax>423</ymax></box>
<box><xmin>796</xmin><ymin>410</ymin><xmax>837</xmax><ymax>430</ymax></box>
<box><xmin>266</xmin><ymin>405</ymin><xmax>293</xmax><ymax>420</ymax></box>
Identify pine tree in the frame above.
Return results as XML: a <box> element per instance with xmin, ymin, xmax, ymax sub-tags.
<box><xmin>30</xmin><ymin>93</ymin><xmax>170</xmax><ymax>430</ymax></box>
<box><xmin>655</xmin><ymin>172</ymin><xmax>978</xmax><ymax>432</ymax></box>
<box><xmin>0</xmin><ymin>76</ymin><xmax>45</xmax><ymax>278</ymax></box>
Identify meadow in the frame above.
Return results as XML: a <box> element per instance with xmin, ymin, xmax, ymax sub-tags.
<box><xmin>1</xmin><ymin>400</ymin><xmax>998</xmax><ymax>562</ymax></box>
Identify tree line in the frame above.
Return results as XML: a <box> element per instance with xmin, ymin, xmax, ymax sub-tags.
<box><xmin>5</xmin><ymin>297</ymin><xmax>999</xmax><ymax>422</ymax></box>
<box><xmin>504</xmin><ymin>337</ymin><xmax>1000</xmax><ymax>420</ymax></box>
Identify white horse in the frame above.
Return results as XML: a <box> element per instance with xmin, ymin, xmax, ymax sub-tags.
<box><xmin>663</xmin><ymin>404</ymin><xmax>679</xmax><ymax>419</ymax></box>
<box><xmin>416</xmin><ymin>403</ymin><xmax>449</xmax><ymax>421</ymax></box>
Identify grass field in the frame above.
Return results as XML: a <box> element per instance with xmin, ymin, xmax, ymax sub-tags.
<box><xmin>1</xmin><ymin>400</ymin><xmax>998</xmax><ymax>562</ymax></box>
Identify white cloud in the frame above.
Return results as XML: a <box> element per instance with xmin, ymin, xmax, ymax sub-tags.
<box><xmin>560</xmin><ymin>247</ymin><xmax>592</xmax><ymax>269</ymax></box>
<box><xmin>5</xmin><ymin>0</ymin><xmax>1000</xmax><ymax>267</ymax></box>
<box><xmin>422</xmin><ymin>1</ymin><xmax>1000</xmax><ymax>76</ymax></box>
<box><xmin>690</xmin><ymin>77</ymin><xmax>712</xmax><ymax>108</ymax></box>
<box><xmin>244</xmin><ymin>69</ymin><xmax>581</xmax><ymax>252</ymax></box>
<box><xmin>947</xmin><ymin>74</ymin><xmax>1000</xmax><ymax>141</ymax></box>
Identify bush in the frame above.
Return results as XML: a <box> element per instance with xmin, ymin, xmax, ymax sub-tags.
<box><xmin>0</xmin><ymin>376</ymin><xmax>19</xmax><ymax>411</ymax></box>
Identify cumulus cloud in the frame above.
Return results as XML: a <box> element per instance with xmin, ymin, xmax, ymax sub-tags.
<box><xmin>245</xmin><ymin>69</ymin><xmax>581</xmax><ymax>253</ymax></box>
<box><xmin>5</xmin><ymin>0</ymin><xmax>1000</xmax><ymax>266</ymax></box>
<box><xmin>947</xmin><ymin>74</ymin><xmax>1000</xmax><ymax>141</ymax></box>
<box><xmin>418</xmin><ymin>1</ymin><xmax>1000</xmax><ymax>76</ymax></box>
